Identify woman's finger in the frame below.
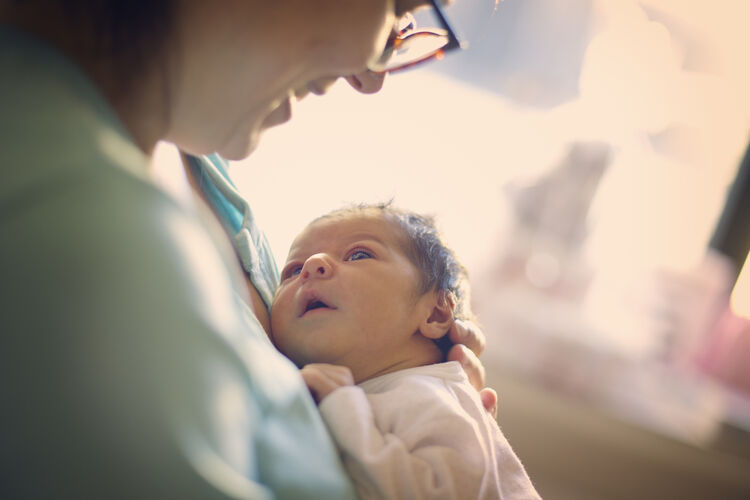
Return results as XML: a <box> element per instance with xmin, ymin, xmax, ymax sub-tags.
<box><xmin>448</xmin><ymin>319</ymin><xmax>486</xmax><ymax>356</ymax></box>
<box><xmin>479</xmin><ymin>388</ymin><xmax>498</xmax><ymax>420</ymax></box>
<box><xmin>446</xmin><ymin>343</ymin><xmax>485</xmax><ymax>390</ymax></box>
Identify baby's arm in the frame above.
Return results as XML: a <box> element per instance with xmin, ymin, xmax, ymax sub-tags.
<box><xmin>303</xmin><ymin>364</ymin><xmax>536</xmax><ymax>500</ymax></box>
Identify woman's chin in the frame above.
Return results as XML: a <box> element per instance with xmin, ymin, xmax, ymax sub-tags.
<box><xmin>217</xmin><ymin>131</ymin><xmax>261</xmax><ymax>161</ymax></box>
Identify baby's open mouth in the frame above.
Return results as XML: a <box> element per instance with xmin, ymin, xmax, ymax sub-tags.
<box><xmin>307</xmin><ymin>300</ymin><xmax>328</xmax><ymax>311</ymax></box>
<box><xmin>301</xmin><ymin>298</ymin><xmax>336</xmax><ymax>316</ymax></box>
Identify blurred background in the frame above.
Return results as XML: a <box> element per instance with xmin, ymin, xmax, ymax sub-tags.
<box><xmin>167</xmin><ymin>0</ymin><xmax>750</xmax><ymax>498</ymax></box>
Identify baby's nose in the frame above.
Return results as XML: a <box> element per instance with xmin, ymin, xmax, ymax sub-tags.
<box><xmin>301</xmin><ymin>254</ymin><xmax>333</xmax><ymax>280</ymax></box>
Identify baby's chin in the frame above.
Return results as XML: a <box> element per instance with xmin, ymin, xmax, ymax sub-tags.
<box><xmin>282</xmin><ymin>346</ymin><xmax>341</xmax><ymax>371</ymax></box>
<box><xmin>284</xmin><ymin>348</ymin><xmax>321</xmax><ymax>369</ymax></box>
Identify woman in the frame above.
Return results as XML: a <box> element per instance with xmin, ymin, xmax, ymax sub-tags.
<box><xmin>0</xmin><ymin>1</ymin><xmax>492</xmax><ymax>498</ymax></box>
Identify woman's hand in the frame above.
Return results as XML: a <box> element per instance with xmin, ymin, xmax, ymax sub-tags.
<box><xmin>301</xmin><ymin>363</ymin><xmax>354</xmax><ymax>405</ymax></box>
<box><xmin>446</xmin><ymin>319</ymin><xmax>498</xmax><ymax>419</ymax></box>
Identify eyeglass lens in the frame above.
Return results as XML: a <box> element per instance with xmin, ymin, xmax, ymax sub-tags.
<box><xmin>372</xmin><ymin>1</ymin><xmax>460</xmax><ymax>73</ymax></box>
<box><xmin>381</xmin><ymin>31</ymin><xmax>449</xmax><ymax>72</ymax></box>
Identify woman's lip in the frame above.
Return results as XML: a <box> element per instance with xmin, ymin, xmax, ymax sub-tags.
<box><xmin>295</xmin><ymin>87</ymin><xmax>310</xmax><ymax>101</ymax></box>
<box><xmin>308</xmin><ymin>77</ymin><xmax>338</xmax><ymax>96</ymax></box>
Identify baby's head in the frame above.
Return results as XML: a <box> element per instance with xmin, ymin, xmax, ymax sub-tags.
<box><xmin>271</xmin><ymin>203</ymin><xmax>471</xmax><ymax>383</ymax></box>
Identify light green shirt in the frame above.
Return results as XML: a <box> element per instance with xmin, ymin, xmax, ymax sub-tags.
<box><xmin>0</xmin><ymin>25</ymin><xmax>356</xmax><ymax>500</ymax></box>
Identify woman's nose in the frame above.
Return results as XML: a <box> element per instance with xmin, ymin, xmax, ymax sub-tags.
<box><xmin>345</xmin><ymin>70</ymin><xmax>385</xmax><ymax>94</ymax></box>
<box><xmin>301</xmin><ymin>254</ymin><xmax>333</xmax><ymax>280</ymax></box>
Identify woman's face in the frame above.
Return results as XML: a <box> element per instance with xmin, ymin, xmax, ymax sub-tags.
<box><xmin>165</xmin><ymin>0</ymin><xmax>399</xmax><ymax>160</ymax></box>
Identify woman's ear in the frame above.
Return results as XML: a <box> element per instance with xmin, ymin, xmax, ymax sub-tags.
<box><xmin>418</xmin><ymin>291</ymin><xmax>456</xmax><ymax>340</ymax></box>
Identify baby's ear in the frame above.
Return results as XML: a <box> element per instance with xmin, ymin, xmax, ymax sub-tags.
<box><xmin>419</xmin><ymin>291</ymin><xmax>455</xmax><ymax>340</ymax></box>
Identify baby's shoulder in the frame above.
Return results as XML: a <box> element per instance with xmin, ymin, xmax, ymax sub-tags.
<box><xmin>362</xmin><ymin>361</ymin><xmax>465</xmax><ymax>393</ymax></box>
<box><xmin>361</xmin><ymin>362</ymin><xmax>477</xmax><ymax>418</ymax></box>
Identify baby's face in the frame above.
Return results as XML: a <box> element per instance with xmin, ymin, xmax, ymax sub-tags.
<box><xmin>271</xmin><ymin>214</ymin><xmax>425</xmax><ymax>374</ymax></box>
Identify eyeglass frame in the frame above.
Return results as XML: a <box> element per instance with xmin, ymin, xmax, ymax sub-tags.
<box><xmin>373</xmin><ymin>0</ymin><xmax>465</xmax><ymax>74</ymax></box>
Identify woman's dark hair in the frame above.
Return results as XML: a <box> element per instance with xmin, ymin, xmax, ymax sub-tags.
<box><xmin>4</xmin><ymin>0</ymin><xmax>174</xmax><ymax>79</ymax></box>
<box><xmin>315</xmin><ymin>202</ymin><xmax>474</xmax><ymax>322</ymax></box>
<box><xmin>78</xmin><ymin>1</ymin><xmax>174</xmax><ymax>64</ymax></box>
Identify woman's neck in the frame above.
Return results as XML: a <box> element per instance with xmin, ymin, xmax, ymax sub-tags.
<box><xmin>107</xmin><ymin>70</ymin><xmax>171</xmax><ymax>157</ymax></box>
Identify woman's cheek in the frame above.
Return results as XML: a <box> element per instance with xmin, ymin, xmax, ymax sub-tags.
<box><xmin>363</xmin><ymin>6</ymin><xmax>396</xmax><ymax>69</ymax></box>
<box><xmin>326</xmin><ymin>0</ymin><xmax>395</xmax><ymax>74</ymax></box>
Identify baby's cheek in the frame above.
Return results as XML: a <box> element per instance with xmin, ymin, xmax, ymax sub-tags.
<box><xmin>268</xmin><ymin>299</ymin><xmax>288</xmax><ymax>345</ymax></box>
<box><xmin>269</xmin><ymin>319</ymin><xmax>292</xmax><ymax>358</ymax></box>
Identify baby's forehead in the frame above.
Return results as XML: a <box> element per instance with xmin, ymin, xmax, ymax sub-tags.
<box><xmin>290</xmin><ymin>212</ymin><xmax>409</xmax><ymax>254</ymax></box>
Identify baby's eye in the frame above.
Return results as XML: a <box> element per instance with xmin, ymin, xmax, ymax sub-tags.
<box><xmin>281</xmin><ymin>265</ymin><xmax>303</xmax><ymax>281</ymax></box>
<box><xmin>347</xmin><ymin>250</ymin><xmax>373</xmax><ymax>261</ymax></box>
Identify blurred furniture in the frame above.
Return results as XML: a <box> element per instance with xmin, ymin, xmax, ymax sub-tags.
<box><xmin>489</xmin><ymin>367</ymin><xmax>750</xmax><ymax>500</ymax></box>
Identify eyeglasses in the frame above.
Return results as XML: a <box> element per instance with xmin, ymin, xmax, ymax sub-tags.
<box><xmin>370</xmin><ymin>0</ymin><xmax>465</xmax><ymax>74</ymax></box>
